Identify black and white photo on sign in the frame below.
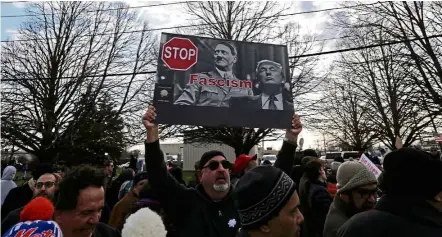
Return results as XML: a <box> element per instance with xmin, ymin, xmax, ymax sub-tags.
<box><xmin>154</xmin><ymin>33</ymin><xmax>294</xmax><ymax>128</ymax></box>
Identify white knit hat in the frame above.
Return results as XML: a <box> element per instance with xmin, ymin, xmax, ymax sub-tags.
<box><xmin>336</xmin><ymin>161</ymin><xmax>377</xmax><ymax>194</ymax></box>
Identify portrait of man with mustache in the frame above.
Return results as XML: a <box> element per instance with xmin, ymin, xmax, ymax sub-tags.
<box><xmin>174</xmin><ymin>42</ymin><xmax>254</xmax><ymax>107</ymax></box>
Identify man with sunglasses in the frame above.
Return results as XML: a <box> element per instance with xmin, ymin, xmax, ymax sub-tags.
<box><xmin>142</xmin><ymin>105</ymin><xmax>302</xmax><ymax>237</ymax></box>
<box><xmin>1</xmin><ymin>171</ymin><xmax>60</xmax><ymax>235</ymax></box>
<box><xmin>323</xmin><ymin>161</ymin><xmax>377</xmax><ymax>237</ymax></box>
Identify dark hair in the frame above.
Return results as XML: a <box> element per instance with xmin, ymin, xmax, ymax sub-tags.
<box><xmin>54</xmin><ymin>165</ymin><xmax>106</xmax><ymax>211</ymax></box>
<box><xmin>217</xmin><ymin>42</ymin><xmax>237</xmax><ymax>56</ymax></box>
<box><xmin>198</xmin><ymin>150</ymin><xmax>226</xmax><ymax>169</ymax></box>
<box><xmin>303</xmin><ymin>149</ymin><xmax>318</xmax><ymax>158</ymax></box>
<box><xmin>118</xmin><ymin>168</ymin><xmax>134</xmax><ymax>183</ymax></box>
<box><xmin>32</xmin><ymin>163</ymin><xmax>54</xmax><ymax>180</ymax></box>
<box><xmin>304</xmin><ymin>160</ymin><xmax>324</xmax><ymax>181</ymax></box>
<box><xmin>169</xmin><ymin>167</ymin><xmax>186</xmax><ymax>185</ymax></box>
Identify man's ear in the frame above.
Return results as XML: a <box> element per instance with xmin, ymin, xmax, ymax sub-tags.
<box><xmin>260</xmin><ymin>224</ymin><xmax>271</xmax><ymax>233</ymax></box>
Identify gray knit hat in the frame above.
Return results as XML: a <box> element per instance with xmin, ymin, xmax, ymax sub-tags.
<box><xmin>336</xmin><ymin>161</ymin><xmax>377</xmax><ymax>194</ymax></box>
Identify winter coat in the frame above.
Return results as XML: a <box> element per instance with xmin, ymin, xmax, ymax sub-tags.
<box><xmin>323</xmin><ymin>195</ymin><xmax>353</xmax><ymax>237</ymax></box>
<box><xmin>108</xmin><ymin>191</ymin><xmax>138</xmax><ymax>231</ymax></box>
<box><xmin>1</xmin><ymin>179</ymin><xmax>34</xmax><ymax>220</ymax></box>
<box><xmin>337</xmin><ymin>195</ymin><xmax>442</xmax><ymax>237</ymax></box>
<box><xmin>300</xmin><ymin>181</ymin><xmax>332</xmax><ymax>237</ymax></box>
<box><xmin>92</xmin><ymin>223</ymin><xmax>121</xmax><ymax>237</ymax></box>
<box><xmin>1</xmin><ymin>166</ymin><xmax>17</xmax><ymax>206</ymax></box>
<box><xmin>145</xmin><ymin>139</ymin><xmax>297</xmax><ymax>237</ymax></box>
<box><xmin>1</xmin><ymin>207</ymin><xmax>23</xmax><ymax>236</ymax></box>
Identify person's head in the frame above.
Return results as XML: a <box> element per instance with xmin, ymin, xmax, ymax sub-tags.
<box><xmin>194</xmin><ymin>161</ymin><xmax>200</xmax><ymax>171</ymax></box>
<box><xmin>304</xmin><ymin>159</ymin><xmax>327</xmax><ymax>183</ymax></box>
<box><xmin>380</xmin><ymin>148</ymin><xmax>442</xmax><ymax>208</ymax></box>
<box><xmin>169</xmin><ymin>167</ymin><xmax>185</xmax><ymax>184</ymax></box>
<box><xmin>234</xmin><ymin>166</ymin><xmax>304</xmax><ymax>237</ymax></box>
<box><xmin>53</xmin><ymin>165</ymin><xmax>106</xmax><ymax>237</ymax></box>
<box><xmin>3</xmin><ymin>220</ymin><xmax>63</xmax><ymax>237</ymax></box>
<box><xmin>131</xmin><ymin>172</ymin><xmax>149</xmax><ymax>197</ymax></box>
<box><xmin>262</xmin><ymin>160</ymin><xmax>272</xmax><ymax>166</ymax></box>
<box><xmin>103</xmin><ymin>160</ymin><xmax>114</xmax><ymax>178</ymax></box>
<box><xmin>214</xmin><ymin>42</ymin><xmax>237</xmax><ymax>71</ymax></box>
<box><xmin>303</xmin><ymin>149</ymin><xmax>318</xmax><ymax>158</ymax></box>
<box><xmin>197</xmin><ymin>150</ymin><xmax>232</xmax><ymax>200</ymax></box>
<box><xmin>233</xmin><ymin>154</ymin><xmax>258</xmax><ymax>175</ymax></box>
<box><xmin>119</xmin><ymin>168</ymin><xmax>135</xmax><ymax>182</ymax></box>
<box><xmin>430</xmin><ymin>148</ymin><xmax>439</xmax><ymax>156</ymax></box>
<box><xmin>256</xmin><ymin>60</ymin><xmax>285</xmax><ymax>96</ymax></box>
<box><xmin>2</xmin><ymin>166</ymin><xmax>16</xmax><ymax>180</ymax></box>
<box><xmin>337</xmin><ymin>161</ymin><xmax>378</xmax><ymax>214</ymax></box>
<box><xmin>33</xmin><ymin>173</ymin><xmax>60</xmax><ymax>200</ymax></box>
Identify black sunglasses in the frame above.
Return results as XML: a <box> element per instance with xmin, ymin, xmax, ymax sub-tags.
<box><xmin>35</xmin><ymin>181</ymin><xmax>56</xmax><ymax>189</ymax></box>
<box><xmin>203</xmin><ymin>160</ymin><xmax>232</xmax><ymax>171</ymax></box>
<box><xmin>355</xmin><ymin>188</ymin><xmax>378</xmax><ymax>198</ymax></box>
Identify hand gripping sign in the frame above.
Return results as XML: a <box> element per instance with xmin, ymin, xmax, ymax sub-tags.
<box><xmin>161</xmin><ymin>37</ymin><xmax>198</xmax><ymax>71</ymax></box>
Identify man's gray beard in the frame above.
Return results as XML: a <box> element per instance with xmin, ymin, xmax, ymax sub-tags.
<box><xmin>213</xmin><ymin>183</ymin><xmax>229</xmax><ymax>192</ymax></box>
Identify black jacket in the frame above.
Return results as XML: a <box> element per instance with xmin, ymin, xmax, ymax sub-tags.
<box><xmin>337</xmin><ymin>195</ymin><xmax>442</xmax><ymax>237</ymax></box>
<box><xmin>300</xmin><ymin>181</ymin><xmax>332</xmax><ymax>237</ymax></box>
<box><xmin>1</xmin><ymin>207</ymin><xmax>23</xmax><ymax>235</ymax></box>
<box><xmin>145</xmin><ymin>139</ymin><xmax>297</xmax><ymax>237</ymax></box>
<box><xmin>92</xmin><ymin>223</ymin><xmax>121</xmax><ymax>237</ymax></box>
<box><xmin>1</xmin><ymin>183</ymin><xmax>33</xmax><ymax>220</ymax></box>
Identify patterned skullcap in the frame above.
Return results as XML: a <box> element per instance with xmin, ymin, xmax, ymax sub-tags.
<box><xmin>233</xmin><ymin>165</ymin><xmax>296</xmax><ymax>230</ymax></box>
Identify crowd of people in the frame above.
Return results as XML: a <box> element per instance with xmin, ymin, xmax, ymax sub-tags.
<box><xmin>0</xmin><ymin>105</ymin><xmax>441</xmax><ymax>237</ymax></box>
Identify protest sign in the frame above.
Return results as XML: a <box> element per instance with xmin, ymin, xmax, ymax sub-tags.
<box><xmin>153</xmin><ymin>33</ymin><xmax>293</xmax><ymax>128</ymax></box>
<box><xmin>360</xmin><ymin>154</ymin><xmax>382</xmax><ymax>179</ymax></box>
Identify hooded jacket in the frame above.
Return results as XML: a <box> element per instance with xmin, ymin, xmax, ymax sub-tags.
<box><xmin>1</xmin><ymin>166</ymin><xmax>17</xmax><ymax>206</ymax></box>
<box><xmin>337</xmin><ymin>195</ymin><xmax>442</xmax><ymax>237</ymax></box>
<box><xmin>145</xmin><ymin>139</ymin><xmax>297</xmax><ymax>237</ymax></box>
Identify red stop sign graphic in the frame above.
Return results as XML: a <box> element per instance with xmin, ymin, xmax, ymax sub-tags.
<box><xmin>161</xmin><ymin>37</ymin><xmax>198</xmax><ymax>71</ymax></box>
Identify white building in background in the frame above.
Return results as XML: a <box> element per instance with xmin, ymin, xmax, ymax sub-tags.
<box><xmin>128</xmin><ymin>142</ymin><xmax>259</xmax><ymax>171</ymax></box>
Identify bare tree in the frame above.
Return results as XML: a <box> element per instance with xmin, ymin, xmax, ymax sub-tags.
<box><xmin>335</xmin><ymin>26</ymin><xmax>435</xmax><ymax>149</ymax></box>
<box><xmin>1</xmin><ymin>2</ymin><xmax>157</xmax><ymax>163</ymax></box>
<box><xmin>181</xmin><ymin>1</ymin><xmax>289</xmax><ymax>43</ymax></box>
<box><xmin>341</xmin><ymin>2</ymin><xmax>442</xmax><ymax>108</ymax></box>
<box><xmin>315</xmin><ymin>78</ymin><xmax>378</xmax><ymax>151</ymax></box>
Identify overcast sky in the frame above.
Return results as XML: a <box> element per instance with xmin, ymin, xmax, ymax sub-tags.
<box><xmin>1</xmin><ymin>1</ymin><xmax>346</xmax><ymax>151</ymax></box>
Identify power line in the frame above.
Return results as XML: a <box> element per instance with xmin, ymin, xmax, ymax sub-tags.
<box><xmin>3</xmin><ymin>33</ymin><xmax>441</xmax><ymax>82</ymax></box>
<box><xmin>1</xmin><ymin>1</ymin><xmax>195</xmax><ymax>18</ymax></box>
<box><xmin>289</xmin><ymin>33</ymin><xmax>442</xmax><ymax>59</ymax></box>
<box><xmin>1</xmin><ymin>1</ymin><xmax>29</xmax><ymax>3</ymax></box>
<box><xmin>0</xmin><ymin>2</ymin><xmax>378</xmax><ymax>43</ymax></box>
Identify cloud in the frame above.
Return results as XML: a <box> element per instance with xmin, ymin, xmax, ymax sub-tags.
<box><xmin>12</xmin><ymin>2</ymin><xmax>27</xmax><ymax>8</ymax></box>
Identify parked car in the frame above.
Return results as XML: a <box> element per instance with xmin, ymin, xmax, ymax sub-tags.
<box><xmin>262</xmin><ymin>155</ymin><xmax>277</xmax><ymax>166</ymax></box>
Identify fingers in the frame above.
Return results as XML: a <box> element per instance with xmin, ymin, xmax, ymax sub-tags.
<box><xmin>143</xmin><ymin>106</ymin><xmax>157</xmax><ymax>122</ymax></box>
<box><xmin>292</xmin><ymin>114</ymin><xmax>301</xmax><ymax>128</ymax></box>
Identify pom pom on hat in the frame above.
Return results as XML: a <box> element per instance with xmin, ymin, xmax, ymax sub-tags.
<box><xmin>122</xmin><ymin>208</ymin><xmax>167</xmax><ymax>237</ymax></box>
<box><xmin>20</xmin><ymin>197</ymin><xmax>54</xmax><ymax>222</ymax></box>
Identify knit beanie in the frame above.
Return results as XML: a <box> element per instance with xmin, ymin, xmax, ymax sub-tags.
<box><xmin>336</xmin><ymin>161</ymin><xmax>377</xmax><ymax>194</ymax></box>
<box><xmin>133</xmin><ymin>172</ymin><xmax>149</xmax><ymax>186</ymax></box>
<box><xmin>198</xmin><ymin>150</ymin><xmax>226</xmax><ymax>169</ymax></box>
<box><xmin>4</xmin><ymin>220</ymin><xmax>63</xmax><ymax>237</ymax></box>
<box><xmin>380</xmin><ymin>148</ymin><xmax>442</xmax><ymax>199</ymax></box>
<box><xmin>233</xmin><ymin>166</ymin><xmax>296</xmax><ymax>230</ymax></box>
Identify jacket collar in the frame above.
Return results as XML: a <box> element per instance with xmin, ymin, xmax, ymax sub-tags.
<box><xmin>376</xmin><ymin>194</ymin><xmax>442</xmax><ymax>228</ymax></box>
<box><xmin>332</xmin><ymin>194</ymin><xmax>355</xmax><ymax>218</ymax></box>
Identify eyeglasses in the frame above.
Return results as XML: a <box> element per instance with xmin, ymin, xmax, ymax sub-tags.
<box><xmin>355</xmin><ymin>188</ymin><xmax>378</xmax><ymax>199</ymax></box>
<box><xmin>35</xmin><ymin>181</ymin><xmax>56</xmax><ymax>189</ymax></box>
<box><xmin>203</xmin><ymin>160</ymin><xmax>232</xmax><ymax>171</ymax></box>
